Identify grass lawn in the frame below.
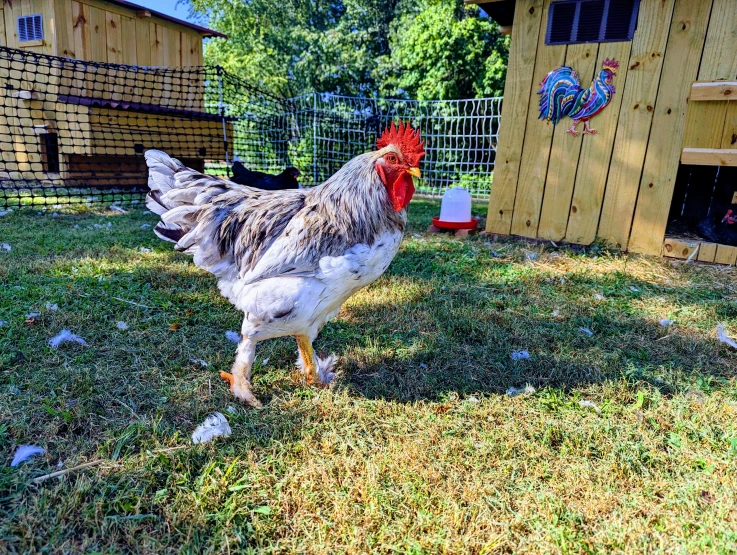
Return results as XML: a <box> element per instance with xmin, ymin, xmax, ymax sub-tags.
<box><xmin>1</xmin><ymin>198</ymin><xmax>737</xmax><ymax>554</ymax></box>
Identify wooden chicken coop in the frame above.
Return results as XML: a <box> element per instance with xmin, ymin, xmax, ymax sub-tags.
<box><xmin>0</xmin><ymin>0</ymin><xmax>228</xmax><ymax>196</ymax></box>
<box><xmin>477</xmin><ymin>0</ymin><xmax>737</xmax><ymax>264</ymax></box>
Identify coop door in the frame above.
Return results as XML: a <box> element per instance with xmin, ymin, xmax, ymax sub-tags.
<box><xmin>669</xmin><ymin>165</ymin><xmax>737</xmax><ymax>247</ymax></box>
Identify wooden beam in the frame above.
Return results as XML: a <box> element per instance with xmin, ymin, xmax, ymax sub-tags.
<box><xmin>681</xmin><ymin>148</ymin><xmax>737</xmax><ymax>166</ymax></box>
<box><xmin>714</xmin><ymin>244</ymin><xmax>737</xmax><ymax>265</ymax></box>
<box><xmin>663</xmin><ymin>238</ymin><xmax>699</xmax><ymax>259</ymax></box>
<box><xmin>690</xmin><ymin>81</ymin><xmax>737</xmax><ymax>101</ymax></box>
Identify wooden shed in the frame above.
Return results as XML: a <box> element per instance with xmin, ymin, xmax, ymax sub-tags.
<box><xmin>0</xmin><ymin>0</ymin><xmax>228</xmax><ymax>192</ymax></box>
<box><xmin>477</xmin><ymin>0</ymin><xmax>737</xmax><ymax>263</ymax></box>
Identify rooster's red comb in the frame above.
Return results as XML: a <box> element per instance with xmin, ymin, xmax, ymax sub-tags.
<box><xmin>376</xmin><ymin>121</ymin><xmax>425</xmax><ymax>167</ymax></box>
<box><xmin>603</xmin><ymin>58</ymin><xmax>619</xmax><ymax>74</ymax></box>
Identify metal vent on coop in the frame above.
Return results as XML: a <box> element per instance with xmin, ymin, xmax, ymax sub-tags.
<box><xmin>546</xmin><ymin>0</ymin><xmax>640</xmax><ymax>45</ymax></box>
<box><xmin>17</xmin><ymin>14</ymin><xmax>43</xmax><ymax>42</ymax></box>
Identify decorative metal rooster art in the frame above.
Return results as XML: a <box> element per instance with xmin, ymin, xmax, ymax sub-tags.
<box><xmin>538</xmin><ymin>58</ymin><xmax>619</xmax><ymax>136</ymax></box>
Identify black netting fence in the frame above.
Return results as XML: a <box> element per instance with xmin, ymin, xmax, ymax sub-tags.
<box><xmin>0</xmin><ymin>46</ymin><xmax>501</xmax><ymax>208</ymax></box>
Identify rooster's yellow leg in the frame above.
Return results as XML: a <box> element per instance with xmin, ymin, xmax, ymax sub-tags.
<box><xmin>296</xmin><ymin>335</ymin><xmax>319</xmax><ymax>385</ymax></box>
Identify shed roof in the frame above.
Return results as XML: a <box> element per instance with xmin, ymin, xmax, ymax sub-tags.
<box><xmin>106</xmin><ymin>0</ymin><xmax>227</xmax><ymax>39</ymax></box>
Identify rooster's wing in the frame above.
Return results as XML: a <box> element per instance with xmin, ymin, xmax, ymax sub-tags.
<box><xmin>146</xmin><ymin>150</ymin><xmax>322</xmax><ymax>284</ymax></box>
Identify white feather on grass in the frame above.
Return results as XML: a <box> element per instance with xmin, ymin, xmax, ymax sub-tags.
<box><xmin>11</xmin><ymin>445</ymin><xmax>45</xmax><ymax>467</ymax></box>
<box><xmin>109</xmin><ymin>205</ymin><xmax>128</xmax><ymax>214</ymax></box>
<box><xmin>579</xmin><ymin>400</ymin><xmax>601</xmax><ymax>413</ymax></box>
<box><xmin>717</xmin><ymin>325</ymin><xmax>737</xmax><ymax>349</ymax></box>
<box><xmin>191</xmin><ymin>412</ymin><xmax>231</xmax><ymax>444</ymax></box>
<box><xmin>0</xmin><ymin>208</ymin><xmax>12</xmax><ymax>217</ymax></box>
<box><xmin>49</xmin><ymin>330</ymin><xmax>87</xmax><ymax>349</ymax></box>
<box><xmin>45</xmin><ymin>302</ymin><xmax>59</xmax><ymax>311</ymax></box>
<box><xmin>506</xmin><ymin>385</ymin><xmax>536</xmax><ymax>397</ymax></box>
<box><xmin>190</xmin><ymin>358</ymin><xmax>208</xmax><ymax>367</ymax></box>
<box><xmin>1</xmin><ymin>243</ymin><xmax>11</xmax><ymax>252</ymax></box>
<box><xmin>510</xmin><ymin>350</ymin><xmax>530</xmax><ymax>361</ymax></box>
<box><xmin>225</xmin><ymin>331</ymin><xmax>240</xmax><ymax>344</ymax></box>
<box><xmin>116</xmin><ymin>321</ymin><xmax>129</xmax><ymax>330</ymax></box>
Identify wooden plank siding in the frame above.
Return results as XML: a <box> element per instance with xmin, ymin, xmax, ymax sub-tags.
<box><xmin>627</xmin><ymin>0</ymin><xmax>713</xmax><ymax>255</ymax></box>
<box><xmin>596</xmin><ymin>0</ymin><xmax>677</xmax><ymax>249</ymax></box>
<box><xmin>564</xmin><ymin>41</ymin><xmax>632</xmax><ymax>245</ymax></box>
<box><xmin>9</xmin><ymin>0</ymin><xmax>207</xmax><ymax>67</ymax></box>
<box><xmin>537</xmin><ymin>41</ymin><xmax>599</xmax><ymax>241</ymax></box>
<box><xmin>485</xmin><ymin>0</ymin><xmax>544</xmax><ymax>234</ymax></box>
<box><xmin>682</xmin><ymin>0</ymin><xmax>737</xmax><ymax>151</ymax></box>
<box><xmin>510</xmin><ymin>0</ymin><xmax>566</xmax><ymax>238</ymax></box>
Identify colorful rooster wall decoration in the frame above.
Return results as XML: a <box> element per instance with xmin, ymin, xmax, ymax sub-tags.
<box><xmin>538</xmin><ymin>58</ymin><xmax>619</xmax><ymax>136</ymax></box>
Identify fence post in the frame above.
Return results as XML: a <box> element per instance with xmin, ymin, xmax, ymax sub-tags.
<box><xmin>312</xmin><ymin>92</ymin><xmax>318</xmax><ymax>186</ymax></box>
<box><xmin>217</xmin><ymin>65</ymin><xmax>229</xmax><ymax>176</ymax></box>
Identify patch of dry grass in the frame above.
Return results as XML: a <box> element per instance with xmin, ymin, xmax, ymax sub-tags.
<box><xmin>1</xmin><ymin>199</ymin><xmax>737</xmax><ymax>553</ymax></box>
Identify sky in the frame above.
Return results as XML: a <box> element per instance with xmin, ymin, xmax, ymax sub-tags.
<box><xmin>134</xmin><ymin>0</ymin><xmax>205</xmax><ymax>26</ymax></box>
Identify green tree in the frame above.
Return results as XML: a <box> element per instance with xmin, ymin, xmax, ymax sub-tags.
<box><xmin>375</xmin><ymin>0</ymin><xmax>508</xmax><ymax>99</ymax></box>
<box><xmin>187</xmin><ymin>0</ymin><xmax>507</xmax><ymax>99</ymax></box>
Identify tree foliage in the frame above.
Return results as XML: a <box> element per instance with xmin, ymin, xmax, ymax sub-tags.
<box><xmin>187</xmin><ymin>0</ymin><xmax>508</xmax><ymax>99</ymax></box>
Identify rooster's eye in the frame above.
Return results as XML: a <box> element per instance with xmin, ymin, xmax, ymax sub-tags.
<box><xmin>386</xmin><ymin>154</ymin><xmax>398</xmax><ymax>164</ymax></box>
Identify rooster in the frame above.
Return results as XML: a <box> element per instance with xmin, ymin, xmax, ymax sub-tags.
<box><xmin>145</xmin><ymin>122</ymin><xmax>424</xmax><ymax>407</ymax></box>
<box><xmin>230</xmin><ymin>162</ymin><xmax>301</xmax><ymax>190</ymax></box>
<box><xmin>538</xmin><ymin>58</ymin><xmax>619</xmax><ymax>136</ymax></box>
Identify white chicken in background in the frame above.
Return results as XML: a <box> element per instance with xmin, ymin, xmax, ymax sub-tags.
<box><xmin>145</xmin><ymin>122</ymin><xmax>424</xmax><ymax>407</ymax></box>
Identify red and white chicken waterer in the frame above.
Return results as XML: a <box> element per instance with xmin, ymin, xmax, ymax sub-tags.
<box><xmin>432</xmin><ymin>187</ymin><xmax>478</xmax><ymax>230</ymax></box>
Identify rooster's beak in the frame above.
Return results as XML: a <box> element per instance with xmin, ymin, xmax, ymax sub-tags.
<box><xmin>407</xmin><ymin>167</ymin><xmax>421</xmax><ymax>178</ymax></box>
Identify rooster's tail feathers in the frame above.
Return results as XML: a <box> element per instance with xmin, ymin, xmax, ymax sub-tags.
<box><xmin>538</xmin><ymin>66</ymin><xmax>580</xmax><ymax>125</ymax></box>
<box><xmin>144</xmin><ymin>150</ymin><xmax>210</xmax><ymax>245</ymax></box>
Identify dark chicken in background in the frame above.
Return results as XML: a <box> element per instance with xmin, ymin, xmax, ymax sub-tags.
<box><xmin>230</xmin><ymin>162</ymin><xmax>301</xmax><ymax>190</ymax></box>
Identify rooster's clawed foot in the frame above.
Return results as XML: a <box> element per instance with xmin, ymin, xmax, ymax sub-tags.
<box><xmin>219</xmin><ymin>371</ymin><xmax>263</xmax><ymax>408</ymax></box>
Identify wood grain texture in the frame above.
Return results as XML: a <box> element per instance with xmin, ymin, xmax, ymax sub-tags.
<box><xmin>628</xmin><ymin>0</ymin><xmax>713</xmax><ymax>255</ymax></box>
<box><xmin>597</xmin><ymin>0</ymin><xmax>677</xmax><ymax>249</ymax></box>
<box><xmin>565</xmin><ymin>41</ymin><xmax>633</xmax><ymax>245</ymax></box>
<box><xmin>120</xmin><ymin>15</ymin><xmax>137</xmax><ymax>65</ymax></box>
<box><xmin>720</xmin><ymin>103</ymin><xmax>737</xmax><ymax>149</ymax></box>
<box><xmin>0</xmin><ymin>7</ymin><xmax>5</xmax><ymax>48</ymax></box>
<box><xmin>690</xmin><ymin>81</ymin><xmax>737</xmax><ymax>101</ymax></box>
<box><xmin>682</xmin><ymin>0</ymin><xmax>737</xmax><ymax>149</ymax></box>
<box><xmin>510</xmin><ymin>0</ymin><xmax>566</xmax><ymax>238</ymax></box>
<box><xmin>134</xmin><ymin>16</ymin><xmax>151</xmax><ymax>66</ymax></box>
<box><xmin>71</xmin><ymin>1</ymin><xmax>91</xmax><ymax>61</ymax></box>
<box><xmin>697</xmin><ymin>242</ymin><xmax>717</xmax><ymax>262</ymax></box>
<box><xmin>105</xmin><ymin>11</ymin><xmax>123</xmax><ymax>64</ymax></box>
<box><xmin>53</xmin><ymin>0</ymin><xmax>74</xmax><ymax>58</ymax></box>
<box><xmin>663</xmin><ymin>237</ymin><xmax>699</xmax><ymax>259</ymax></box>
<box><xmin>537</xmin><ymin>42</ymin><xmax>599</xmax><ymax>241</ymax></box>
<box><xmin>714</xmin><ymin>244</ymin><xmax>737</xmax><ymax>265</ymax></box>
<box><xmin>88</xmin><ymin>6</ymin><xmax>107</xmax><ymax>62</ymax></box>
<box><xmin>2</xmin><ymin>1</ymin><xmax>18</xmax><ymax>49</ymax></box>
<box><xmin>681</xmin><ymin>148</ymin><xmax>737</xmax><ymax>166</ymax></box>
<box><xmin>485</xmin><ymin>0</ymin><xmax>544</xmax><ymax>234</ymax></box>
